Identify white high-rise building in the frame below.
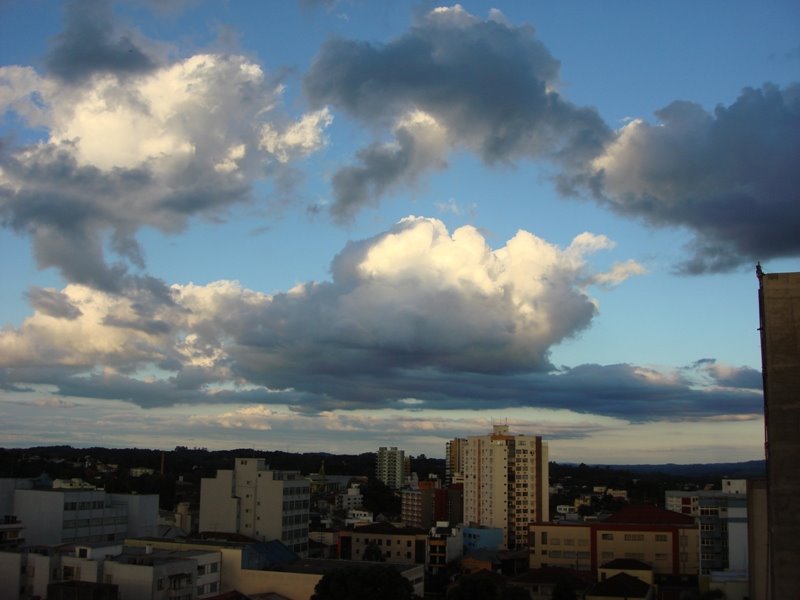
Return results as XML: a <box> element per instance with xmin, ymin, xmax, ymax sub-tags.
<box><xmin>376</xmin><ymin>447</ymin><xmax>406</xmax><ymax>489</ymax></box>
<box><xmin>199</xmin><ymin>458</ymin><xmax>310</xmax><ymax>556</ymax></box>
<box><xmin>462</xmin><ymin>424</ymin><xmax>549</xmax><ymax>549</ymax></box>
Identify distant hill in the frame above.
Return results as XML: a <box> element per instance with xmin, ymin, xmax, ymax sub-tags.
<box><xmin>593</xmin><ymin>460</ymin><xmax>765</xmax><ymax>479</ymax></box>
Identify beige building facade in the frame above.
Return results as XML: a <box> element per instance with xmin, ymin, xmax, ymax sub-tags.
<box><xmin>529</xmin><ymin>506</ymin><xmax>699</xmax><ymax>578</ymax></box>
<box><xmin>462</xmin><ymin>424</ymin><xmax>549</xmax><ymax>549</ymax></box>
<box><xmin>200</xmin><ymin>458</ymin><xmax>310</xmax><ymax>556</ymax></box>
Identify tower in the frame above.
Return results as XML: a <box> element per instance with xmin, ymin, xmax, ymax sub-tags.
<box><xmin>462</xmin><ymin>424</ymin><xmax>549</xmax><ymax>549</ymax></box>
<box><xmin>376</xmin><ymin>446</ymin><xmax>406</xmax><ymax>489</ymax></box>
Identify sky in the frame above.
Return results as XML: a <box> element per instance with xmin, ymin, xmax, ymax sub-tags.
<box><xmin>0</xmin><ymin>0</ymin><xmax>798</xmax><ymax>464</ymax></box>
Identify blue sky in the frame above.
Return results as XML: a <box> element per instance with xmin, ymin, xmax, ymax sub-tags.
<box><xmin>0</xmin><ymin>0</ymin><xmax>797</xmax><ymax>463</ymax></box>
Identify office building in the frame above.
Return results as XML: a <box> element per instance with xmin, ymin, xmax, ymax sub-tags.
<box><xmin>199</xmin><ymin>458</ymin><xmax>310</xmax><ymax>556</ymax></box>
<box><xmin>376</xmin><ymin>447</ymin><xmax>406</xmax><ymax>489</ymax></box>
<box><xmin>756</xmin><ymin>269</ymin><xmax>800</xmax><ymax>599</ymax></box>
<box><xmin>11</xmin><ymin>488</ymin><xmax>158</xmax><ymax>546</ymax></box>
<box><xmin>462</xmin><ymin>424</ymin><xmax>549</xmax><ymax>549</ymax></box>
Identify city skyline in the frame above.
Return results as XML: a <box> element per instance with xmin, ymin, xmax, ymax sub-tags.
<box><xmin>1</xmin><ymin>0</ymin><xmax>798</xmax><ymax>463</ymax></box>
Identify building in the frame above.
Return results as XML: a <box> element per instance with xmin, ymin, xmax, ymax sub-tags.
<box><xmin>462</xmin><ymin>524</ymin><xmax>504</xmax><ymax>553</ymax></box>
<box><xmin>445</xmin><ymin>438</ymin><xmax>467</xmax><ymax>485</ymax></box>
<box><xmin>103</xmin><ymin>547</ymin><xmax>221</xmax><ymax>600</ymax></box>
<box><xmin>11</xmin><ymin>488</ymin><xmax>158</xmax><ymax>546</ymax></box>
<box><xmin>338</xmin><ymin>522</ymin><xmax>428</xmax><ymax>565</ymax></box>
<box><xmin>126</xmin><ymin>536</ymin><xmax>424</xmax><ymax>598</ymax></box>
<box><xmin>427</xmin><ymin>522</ymin><xmax>462</xmax><ymax>575</ymax></box>
<box><xmin>747</xmin><ymin>478</ymin><xmax>768</xmax><ymax>600</ymax></box>
<box><xmin>462</xmin><ymin>424</ymin><xmax>549</xmax><ymax>549</ymax></box>
<box><xmin>756</xmin><ymin>269</ymin><xmax>800</xmax><ymax>600</ymax></box>
<box><xmin>376</xmin><ymin>447</ymin><xmax>406</xmax><ymax>490</ymax></box>
<box><xmin>401</xmin><ymin>480</ymin><xmax>450</xmax><ymax>530</ymax></box>
<box><xmin>199</xmin><ymin>458</ymin><xmax>310</xmax><ymax>556</ymax></box>
<box><xmin>334</xmin><ymin>484</ymin><xmax>363</xmax><ymax>511</ymax></box>
<box><xmin>0</xmin><ymin>516</ymin><xmax>24</xmax><ymax>549</ymax></box>
<box><xmin>529</xmin><ymin>504</ymin><xmax>699</xmax><ymax>579</ymax></box>
<box><xmin>665</xmin><ymin>480</ymin><xmax>749</xmax><ymax>576</ymax></box>
<box><xmin>0</xmin><ymin>542</ymin><xmax>221</xmax><ymax>600</ymax></box>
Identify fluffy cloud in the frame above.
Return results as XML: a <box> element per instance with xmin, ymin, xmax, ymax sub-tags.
<box><xmin>305</xmin><ymin>4</ymin><xmax>610</xmax><ymax>219</ymax></box>
<box><xmin>0</xmin><ymin>216</ymin><xmax>760</xmax><ymax>422</ymax></box>
<box><xmin>303</xmin><ymin>4</ymin><xmax>800</xmax><ymax>269</ymax></box>
<box><xmin>569</xmin><ymin>83</ymin><xmax>800</xmax><ymax>272</ymax></box>
<box><xmin>0</xmin><ymin>10</ymin><xmax>332</xmax><ymax>293</ymax></box>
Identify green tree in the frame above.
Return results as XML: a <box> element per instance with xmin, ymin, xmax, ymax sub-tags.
<box><xmin>311</xmin><ymin>565</ymin><xmax>414</xmax><ymax>600</ymax></box>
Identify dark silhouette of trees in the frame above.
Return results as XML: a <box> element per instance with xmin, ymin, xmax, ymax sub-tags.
<box><xmin>446</xmin><ymin>571</ymin><xmax>528</xmax><ymax>600</ymax></box>
<box><xmin>362</xmin><ymin>542</ymin><xmax>385</xmax><ymax>562</ymax></box>
<box><xmin>311</xmin><ymin>565</ymin><xmax>413</xmax><ymax>600</ymax></box>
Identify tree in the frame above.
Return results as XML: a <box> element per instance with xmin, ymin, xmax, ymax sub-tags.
<box><xmin>446</xmin><ymin>571</ymin><xmax>528</xmax><ymax>600</ymax></box>
<box><xmin>311</xmin><ymin>565</ymin><xmax>414</xmax><ymax>600</ymax></box>
<box><xmin>551</xmin><ymin>575</ymin><xmax>577</xmax><ymax>600</ymax></box>
<box><xmin>362</xmin><ymin>542</ymin><xmax>385</xmax><ymax>562</ymax></box>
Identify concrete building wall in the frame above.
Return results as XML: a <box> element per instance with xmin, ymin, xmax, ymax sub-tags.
<box><xmin>199</xmin><ymin>458</ymin><xmax>309</xmax><ymax>555</ymax></box>
<box><xmin>12</xmin><ymin>489</ymin><xmax>149</xmax><ymax>547</ymax></box>
<box><xmin>530</xmin><ymin>523</ymin><xmax>699</xmax><ymax>577</ymax></box>
<box><xmin>757</xmin><ymin>270</ymin><xmax>800</xmax><ymax>600</ymax></box>
<box><xmin>110</xmin><ymin>494</ymin><xmax>159</xmax><ymax>538</ymax></box>
<box><xmin>462</xmin><ymin>526</ymin><xmax>503</xmax><ymax>552</ymax></box>
<box><xmin>199</xmin><ymin>469</ymin><xmax>239</xmax><ymax>534</ymax></box>
<box><xmin>0</xmin><ymin>551</ymin><xmax>24</xmax><ymax>600</ymax></box>
<box><xmin>13</xmin><ymin>490</ymin><xmax>64</xmax><ymax>545</ymax></box>
<box><xmin>747</xmin><ymin>478</ymin><xmax>768</xmax><ymax>600</ymax></box>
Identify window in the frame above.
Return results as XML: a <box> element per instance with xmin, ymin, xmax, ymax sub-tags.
<box><xmin>601</xmin><ymin>533</ymin><xmax>614</xmax><ymax>540</ymax></box>
<box><xmin>624</xmin><ymin>534</ymin><xmax>644</xmax><ymax>542</ymax></box>
<box><xmin>655</xmin><ymin>534</ymin><xmax>668</xmax><ymax>542</ymax></box>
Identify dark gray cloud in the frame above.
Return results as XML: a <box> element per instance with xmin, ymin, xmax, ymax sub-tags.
<box><xmin>0</xmin><ymin>142</ymin><xmax>246</xmax><ymax>293</ymax></box>
<box><xmin>304</xmin><ymin>5</ymin><xmax>611</xmax><ymax>219</ymax></box>
<box><xmin>25</xmin><ymin>287</ymin><xmax>83</xmax><ymax>320</ymax></box>
<box><xmin>45</xmin><ymin>0</ymin><xmax>159</xmax><ymax>83</ymax></box>
<box><xmin>6</xmin><ymin>358</ymin><xmax>760</xmax><ymax>422</ymax></box>
<box><xmin>565</xmin><ymin>83</ymin><xmax>800</xmax><ymax>273</ymax></box>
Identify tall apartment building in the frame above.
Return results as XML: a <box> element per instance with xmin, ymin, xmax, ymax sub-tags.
<box><xmin>462</xmin><ymin>424</ymin><xmax>549</xmax><ymax>549</ymax></box>
<box><xmin>445</xmin><ymin>438</ymin><xmax>467</xmax><ymax>485</ymax></box>
<box><xmin>756</xmin><ymin>269</ymin><xmax>800</xmax><ymax>600</ymax></box>
<box><xmin>376</xmin><ymin>447</ymin><xmax>406</xmax><ymax>489</ymax></box>
<box><xmin>199</xmin><ymin>458</ymin><xmax>310</xmax><ymax>556</ymax></box>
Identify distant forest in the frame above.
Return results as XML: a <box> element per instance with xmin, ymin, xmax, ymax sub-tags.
<box><xmin>0</xmin><ymin>445</ymin><xmax>765</xmax><ymax>482</ymax></box>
